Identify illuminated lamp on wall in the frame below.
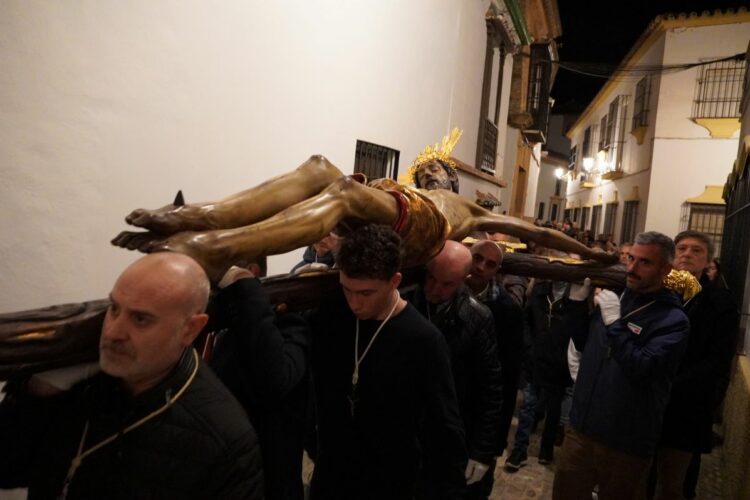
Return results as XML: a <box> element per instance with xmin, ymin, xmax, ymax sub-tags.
<box><xmin>554</xmin><ymin>167</ymin><xmax>565</xmax><ymax>179</ymax></box>
<box><xmin>582</xmin><ymin>157</ymin><xmax>594</xmax><ymax>172</ymax></box>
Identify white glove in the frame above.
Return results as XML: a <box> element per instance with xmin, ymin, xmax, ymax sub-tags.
<box><xmin>569</xmin><ymin>278</ymin><xmax>591</xmax><ymax>301</ymax></box>
<box><xmin>464</xmin><ymin>459</ymin><xmax>490</xmax><ymax>485</ymax></box>
<box><xmin>594</xmin><ymin>289</ymin><xmax>621</xmax><ymax>326</ymax></box>
<box><xmin>32</xmin><ymin>362</ymin><xmax>100</xmax><ymax>392</ymax></box>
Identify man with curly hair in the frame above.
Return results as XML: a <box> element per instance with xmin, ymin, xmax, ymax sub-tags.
<box><xmin>308</xmin><ymin>223</ymin><xmax>467</xmax><ymax>500</ymax></box>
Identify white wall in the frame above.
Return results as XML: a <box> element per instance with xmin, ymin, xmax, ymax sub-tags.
<box><xmin>523</xmin><ymin>143</ymin><xmax>543</xmax><ymax>218</ymax></box>
<box><xmin>0</xmin><ymin>0</ymin><xmax>490</xmax><ymax>312</ymax></box>
<box><xmin>646</xmin><ymin>139</ymin><xmax>735</xmax><ymax>237</ymax></box>
<box><xmin>644</xmin><ymin>21</ymin><xmax>748</xmax><ymax>237</ymax></box>
<box><xmin>655</xmin><ymin>22</ymin><xmax>750</xmax><ymax>138</ymax></box>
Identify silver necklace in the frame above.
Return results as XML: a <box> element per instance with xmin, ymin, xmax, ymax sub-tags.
<box><xmin>348</xmin><ymin>291</ymin><xmax>400</xmax><ymax>417</ymax></box>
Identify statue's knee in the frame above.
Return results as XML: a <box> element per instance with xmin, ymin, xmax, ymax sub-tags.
<box><xmin>299</xmin><ymin>155</ymin><xmax>342</xmax><ymax>180</ymax></box>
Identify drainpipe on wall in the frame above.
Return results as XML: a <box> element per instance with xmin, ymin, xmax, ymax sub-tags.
<box><xmin>504</xmin><ymin>0</ymin><xmax>532</xmax><ymax>46</ymax></box>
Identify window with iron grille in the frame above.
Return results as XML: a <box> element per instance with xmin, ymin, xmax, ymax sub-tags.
<box><xmin>632</xmin><ymin>77</ymin><xmax>650</xmax><ymax>130</ymax></box>
<box><xmin>550</xmin><ymin>203</ymin><xmax>559</xmax><ymax>222</ymax></box>
<box><xmin>573</xmin><ymin>207</ymin><xmax>581</xmax><ymax>224</ymax></box>
<box><xmin>526</xmin><ymin>43</ymin><xmax>552</xmax><ymax>141</ymax></box>
<box><xmin>581</xmin><ymin>127</ymin><xmax>591</xmax><ymax>163</ymax></box>
<box><xmin>591</xmin><ymin>205</ymin><xmax>602</xmax><ymax>235</ymax></box>
<box><xmin>475</xmin><ymin>20</ymin><xmax>508</xmax><ymax>173</ymax></box>
<box><xmin>569</xmin><ymin>146</ymin><xmax>577</xmax><ymax>171</ymax></box>
<box><xmin>692</xmin><ymin>58</ymin><xmax>746</xmax><ymax>119</ymax></box>
<box><xmin>598</xmin><ymin>115</ymin><xmax>608</xmax><ymax>151</ymax></box>
<box><xmin>554</xmin><ymin>179</ymin><xmax>563</xmax><ymax>197</ymax></box>
<box><xmin>621</xmin><ymin>200</ymin><xmax>639</xmax><ymax>244</ymax></box>
<box><xmin>581</xmin><ymin>207</ymin><xmax>590</xmax><ymax>231</ymax></box>
<box><xmin>354</xmin><ymin>140</ymin><xmax>400</xmax><ymax>180</ymax></box>
<box><xmin>603</xmin><ymin>202</ymin><xmax>618</xmax><ymax>238</ymax></box>
<box><xmin>680</xmin><ymin>203</ymin><xmax>725</xmax><ymax>256</ymax></box>
<box><xmin>538</xmin><ymin>202</ymin><xmax>545</xmax><ymax>220</ymax></box>
<box><xmin>564</xmin><ymin>208</ymin><xmax>572</xmax><ymax>221</ymax></box>
<box><xmin>605</xmin><ymin>96</ymin><xmax>629</xmax><ymax>172</ymax></box>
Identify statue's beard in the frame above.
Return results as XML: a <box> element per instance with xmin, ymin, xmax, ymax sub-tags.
<box><xmin>423</xmin><ymin>178</ymin><xmax>452</xmax><ymax>191</ymax></box>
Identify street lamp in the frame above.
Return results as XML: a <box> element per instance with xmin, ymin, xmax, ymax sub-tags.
<box><xmin>554</xmin><ymin>167</ymin><xmax>565</xmax><ymax>179</ymax></box>
<box><xmin>582</xmin><ymin>157</ymin><xmax>594</xmax><ymax>172</ymax></box>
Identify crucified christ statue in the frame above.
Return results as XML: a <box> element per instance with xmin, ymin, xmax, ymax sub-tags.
<box><xmin>112</xmin><ymin>130</ymin><xmax>616</xmax><ymax>281</ymax></box>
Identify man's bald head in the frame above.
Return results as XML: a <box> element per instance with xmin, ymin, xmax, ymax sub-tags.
<box><xmin>100</xmin><ymin>253</ymin><xmax>210</xmax><ymax>394</ymax></box>
<box><xmin>120</xmin><ymin>253</ymin><xmax>210</xmax><ymax>316</ymax></box>
<box><xmin>424</xmin><ymin>241</ymin><xmax>472</xmax><ymax>304</ymax></box>
<box><xmin>466</xmin><ymin>240</ymin><xmax>503</xmax><ymax>292</ymax></box>
<box><xmin>471</xmin><ymin>240</ymin><xmax>504</xmax><ymax>261</ymax></box>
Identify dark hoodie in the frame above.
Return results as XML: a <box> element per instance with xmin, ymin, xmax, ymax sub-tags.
<box><xmin>570</xmin><ymin>287</ymin><xmax>689</xmax><ymax>457</ymax></box>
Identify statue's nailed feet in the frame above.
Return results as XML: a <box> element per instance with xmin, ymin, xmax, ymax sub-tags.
<box><xmin>125</xmin><ymin>203</ymin><xmax>215</xmax><ymax>235</ymax></box>
<box><xmin>112</xmin><ymin>230</ymin><xmax>231</xmax><ymax>283</ymax></box>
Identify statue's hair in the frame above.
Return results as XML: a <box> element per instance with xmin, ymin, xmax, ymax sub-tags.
<box><xmin>634</xmin><ymin>231</ymin><xmax>675</xmax><ymax>264</ymax></box>
<box><xmin>674</xmin><ymin>230</ymin><xmax>715</xmax><ymax>261</ymax></box>
<box><xmin>336</xmin><ymin>224</ymin><xmax>402</xmax><ymax>280</ymax></box>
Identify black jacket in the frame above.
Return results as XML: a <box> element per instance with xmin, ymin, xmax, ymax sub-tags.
<box><xmin>411</xmin><ymin>285</ymin><xmax>503</xmax><ymax>463</ymax></box>
<box><xmin>208</xmin><ymin>277</ymin><xmax>311</xmax><ymax>500</ymax></box>
<box><xmin>524</xmin><ymin>281</ymin><xmax>587</xmax><ymax>388</ymax></box>
<box><xmin>660</xmin><ymin>278</ymin><xmax>739</xmax><ymax>453</ymax></box>
<box><xmin>0</xmin><ymin>350</ymin><xmax>263</xmax><ymax>499</ymax></box>
<box><xmin>570</xmin><ymin>287</ymin><xmax>689</xmax><ymax>457</ymax></box>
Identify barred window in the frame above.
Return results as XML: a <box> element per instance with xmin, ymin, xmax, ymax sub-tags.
<box><xmin>591</xmin><ymin>205</ymin><xmax>602</xmax><ymax>235</ymax></box>
<box><xmin>569</xmin><ymin>145</ymin><xmax>577</xmax><ymax>171</ymax></box>
<box><xmin>621</xmin><ymin>200</ymin><xmax>639</xmax><ymax>244</ymax></box>
<box><xmin>599</xmin><ymin>115</ymin><xmax>608</xmax><ymax>151</ymax></box>
<box><xmin>582</xmin><ymin>127</ymin><xmax>591</xmax><ymax>161</ymax></box>
<box><xmin>573</xmin><ymin>207</ymin><xmax>581</xmax><ymax>224</ymax></box>
<box><xmin>603</xmin><ymin>202</ymin><xmax>618</xmax><ymax>238</ymax></box>
<box><xmin>632</xmin><ymin>77</ymin><xmax>650</xmax><ymax>129</ymax></box>
<box><xmin>606</xmin><ymin>98</ymin><xmax>619</xmax><ymax>147</ymax></box>
<box><xmin>692</xmin><ymin>58</ymin><xmax>746</xmax><ymax>119</ymax></box>
<box><xmin>681</xmin><ymin>203</ymin><xmax>725</xmax><ymax>256</ymax></box>
<box><xmin>354</xmin><ymin>140</ymin><xmax>400</xmax><ymax>180</ymax></box>
<box><xmin>581</xmin><ymin>207</ymin><xmax>590</xmax><ymax>231</ymax></box>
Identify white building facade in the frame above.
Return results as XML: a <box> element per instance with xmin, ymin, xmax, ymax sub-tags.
<box><xmin>1</xmin><ymin>0</ymin><xmax>566</xmax><ymax>312</ymax></box>
<box><xmin>564</xmin><ymin>9</ymin><xmax>749</xmax><ymax>247</ymax></box>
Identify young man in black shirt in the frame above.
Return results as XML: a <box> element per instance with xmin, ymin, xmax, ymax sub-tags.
<box><xmin>309</xmin><ymin>224</ymin><xmax>467</xmax><ymax>500</ymax></box>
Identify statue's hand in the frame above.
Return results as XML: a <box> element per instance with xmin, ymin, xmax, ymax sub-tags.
<box><xmin>591</xmin><ymin>248</ymin><xmax>619</xmax><ymax>265</ymax></box>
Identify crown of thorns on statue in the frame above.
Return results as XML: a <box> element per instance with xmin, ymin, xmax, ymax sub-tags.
<box><xmin>402</xmin><ymin>127</ymin><xmax>463</xmax><ymax>185</ymax></box>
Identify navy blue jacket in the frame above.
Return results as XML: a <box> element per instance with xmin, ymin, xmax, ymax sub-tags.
<box><xmin>570</xmin><ymin>287</ymin><xmax>689</xmax><ymax>457</ymax></box>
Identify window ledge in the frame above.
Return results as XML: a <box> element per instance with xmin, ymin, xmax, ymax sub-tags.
<box><xmin>692</xmin><ymin>118</ymin><xmax>740</xmax><ymax>138</ymax></box>
<box><xmin>452</xmin><ymin>157</ymin><xmax>507</xmax><ymax>188</ymax></box>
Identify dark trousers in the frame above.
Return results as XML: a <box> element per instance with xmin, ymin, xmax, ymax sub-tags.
<box><xmin>646</xmin><ymin>447</ymin><xmax>693</xmax><ymax>500</ymax></box>
<box><xmin>553</xmin><ymin>428</ymin><xmax>652</xmax><ymax>500</ymax></box>
<box><xmin>512</xmin><ymin>382</ymin><xmax>566</xmax><ymax>453</ymax></box>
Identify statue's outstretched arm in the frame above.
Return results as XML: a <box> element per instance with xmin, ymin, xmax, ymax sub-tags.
<box><xmin>425</xmin><ymin>190</ymin><xmax>617</xmax><ymax>265</ymax></box>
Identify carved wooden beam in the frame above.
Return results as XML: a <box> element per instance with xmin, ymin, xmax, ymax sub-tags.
<box><xmin>0</xmin><ymin>254</ymin><xmax>625</xmax><ymax>379</ymax></box>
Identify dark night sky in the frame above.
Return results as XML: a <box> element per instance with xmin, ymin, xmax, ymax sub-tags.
<box><xmin>552</xmin><ymin>0</ymin><xmax>748</xmax><ymax>110</ymax></box>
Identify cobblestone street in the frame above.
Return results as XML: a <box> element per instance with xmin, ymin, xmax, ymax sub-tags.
<box><xmin>488</xmin><ymin>418</ymin><xmax>728</xmax><ymax>499</ymax></box>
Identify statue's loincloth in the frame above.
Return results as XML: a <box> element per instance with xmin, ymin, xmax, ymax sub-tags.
<box><xmin>366</xmin><ymin>178</ymin><xmax>451</xmax><ymax>267</ymax></box>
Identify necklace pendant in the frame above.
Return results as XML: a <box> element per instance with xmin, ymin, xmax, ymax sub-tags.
<box><xmin>348</xmin><ymin>383</ymin><xmax>359</xmax><ymax>417</ymax></box>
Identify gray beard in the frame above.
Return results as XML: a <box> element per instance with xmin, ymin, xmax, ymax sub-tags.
<box><xmin>423</xmin><ymin>179</ymin><xmax>452</xmax><ymax>191</ymax></box>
